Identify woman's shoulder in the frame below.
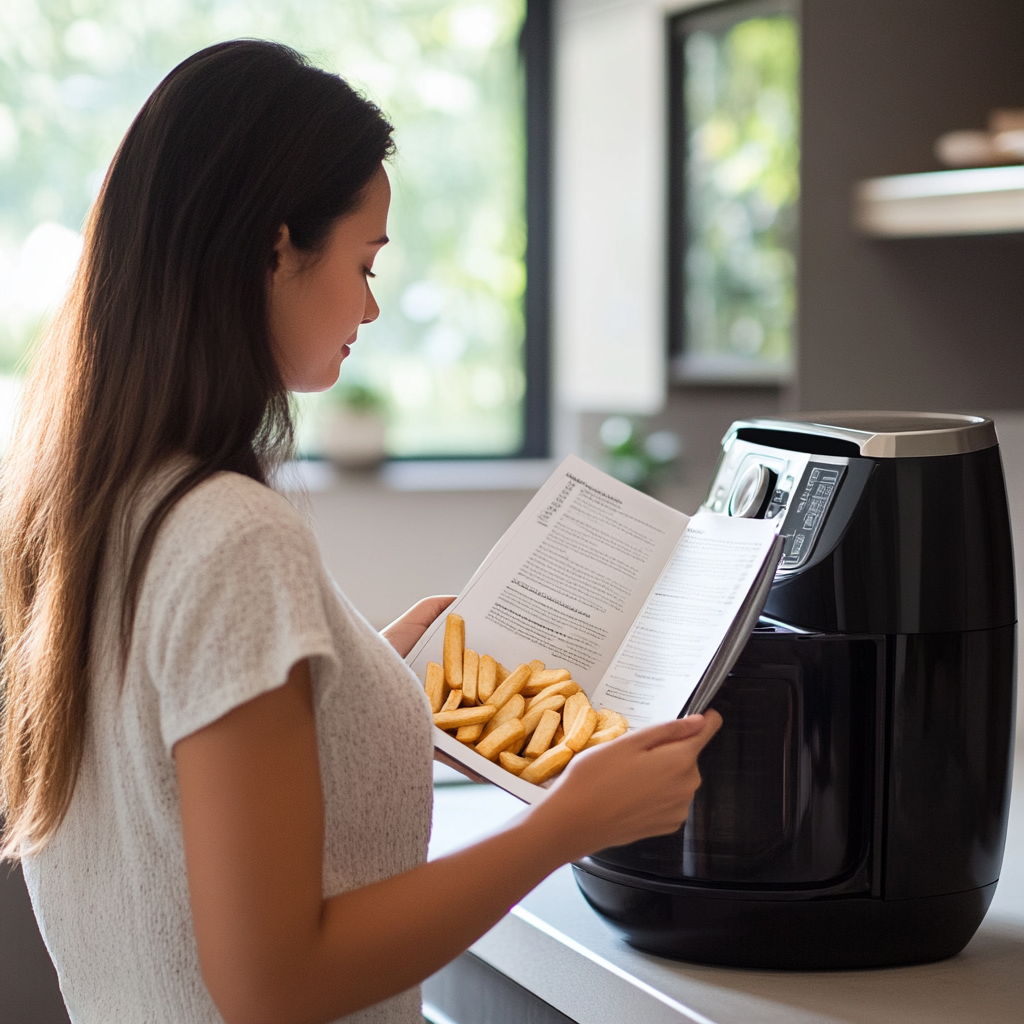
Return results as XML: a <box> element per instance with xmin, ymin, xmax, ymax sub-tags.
<box><xmin>151</xmin><ymin>469</ymin><xmax>315</xmax><ymax>567</ymax></box>
<box><xmin>177</xmin><ymin>470</ymin><xmax>302</xmax><ymax>525</ymax></box>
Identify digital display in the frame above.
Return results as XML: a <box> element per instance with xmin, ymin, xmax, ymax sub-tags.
<box><xmin>780</xmin><ymin>463</ymin><xmax>845</xmax><ymax>569</ymax></box>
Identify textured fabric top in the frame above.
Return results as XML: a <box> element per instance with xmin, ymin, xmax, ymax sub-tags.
<box><xmin>23</xmin><ymin>470</ymin><xmax>435</xmax><ymax>1024</ymax></box>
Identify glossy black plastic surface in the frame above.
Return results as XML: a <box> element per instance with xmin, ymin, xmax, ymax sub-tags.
<box><xmin>736</xmin><ymin>425</ymin><xmax>861</xmax><ymax>458</ymax></box>
<box><xmin>764</xmin><ymin>447</ymin><xmax>1015</xmax><ymax>634</ymax></box>
<box><xmin>572</xmin><ymin>866</ymin><xmax>997</xmax><ymax>969</ymax></box>
<box><xmin>591</xmin><ymin>630</ymin><xmax>882</xmax><ymax>889</ymax></box>
<box><xmin>885</xmin><ymin>625</ymin><xmax>1016</xmax><ymax>898</ymax></box>
<box><xmin>577</xmin><ymin>625</ymin><xmax>1016</xmax><ymax>967</ymax></box>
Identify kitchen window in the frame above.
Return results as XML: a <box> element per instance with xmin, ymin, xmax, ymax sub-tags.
<box><xmin>0</xmin><ymin>0</ymin><xmax>549</xmax><ymax>458</ymax></box>
<box><xmin>668</xmin><ymin>0</ymin><xmax>800</xmax><ymax>384</ymax></box>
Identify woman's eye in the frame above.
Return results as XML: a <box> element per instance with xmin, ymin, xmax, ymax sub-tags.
<box><xmin>363</xmin><ymin>267</ymin><xmax>376</xmax><ymax>279</ymax></box>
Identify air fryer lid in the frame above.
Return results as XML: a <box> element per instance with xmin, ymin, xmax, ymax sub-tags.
<box><xmin>706</xmin><ymin>410</ymin><xmax>1014</xmax><ymax>633</ymax></box>
<box><xmin>732</xmin><ymin>411</ymin><xmax>996</xmax><ymax>459</ymax></box>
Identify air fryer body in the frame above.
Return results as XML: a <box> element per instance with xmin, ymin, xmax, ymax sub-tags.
<box><xmin>573</xmin><ymin>414</ymin><xmax>1017</xmax><ymax>969</ymax></box>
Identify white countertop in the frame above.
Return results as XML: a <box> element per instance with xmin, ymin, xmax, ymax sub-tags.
<box><xmin>428</xmin><ymin>750</ymin><xmax>1024</xmax><ymax>1024</ymax></box>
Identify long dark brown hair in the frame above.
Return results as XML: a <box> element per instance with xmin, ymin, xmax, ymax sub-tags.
<box><xmin>0</xmin><ymin>40</ymin><xmax>394</xmax><ymax>858</ymax></box>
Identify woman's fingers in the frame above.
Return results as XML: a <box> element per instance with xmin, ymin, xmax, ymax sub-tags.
<box><xmin>404</xmin><ymin>595</ymin><xmax>457</xmax><ymax>627</ymax></box>
<box><xmin>538</xmin><ymin>707</ymin><xmax>725</xmax><ymax>857</ymax></box>
<box><xmin>626</xmin><ymin>711</ymin><xmax>721</xmax><ymax>752</ymax></box>
<box><xmin>380</xmin><ymin>595</ymin><xmax>456</xmax><ymax>657</ymax></box>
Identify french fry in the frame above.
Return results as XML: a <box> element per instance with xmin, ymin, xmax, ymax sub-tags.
<box><xmin>525</xmin><ymin>679</ymin><xmax>581</xmax><ymax>710</ymax></box>
<box><xmin>475</xmin><ymin>719</ymin><xmax>526</xmax><ymax>761</ymax></box>
<box><xmin>433</xmin><ymin>705</ymin><xmax>495</xmax><ymax>730</ymax></box>
<box><xmin>524</xmin><ymin>709</ymin><xmax>561</xmax><ymax>758</ymax></box>
<box><xmin>520</xmin><ymin>743</ymin><xmax>574</xmax><ymax>784</ymax></box>
<box><xmin>522</xmin><ymin>668</ymin><xmax>573</xmax><ymax>696</ymax></box>
<box><xmin>565</xmin><ymin>706</ymin><xmax>599</xmax><ymax>752</ymax></box>
<box><xmin>478</xmin><ymin>655</ymin><xmax>498</xmax><ymax>703</ymax></box>
<box><xmin>520</xmin><ymin>695</ymin><xmax>566</xmax><ymax>738</ymax></box>
<box><xmin>563</xmin><ymin>691</ymin><xmax>593</xmax><ymax>735</ymax></box>
<box><xmin>511</xmin><ymin>695</ymin><xmax>567</xmax><ymax>755</ymax></box>
<box><xmin>462</xmin><ymin>649</ymin><xmax>480</xmax><ymax>705</ymax></box>
<box><xmin>597</xmin><ymin>708</ymin><xmax>629</xmax><ymax>732</ymax></box>
<box><xmin>443</xmin><ymin>613</ymin><xmax>465</xmax><ymax>689</ymax></box>
<box><xmin>585</xmin><ymin>723</ymin><xmax>628</xmax><ymax>748</ymax></box>
<box><xmin>441</xmin><ymin>688</ymin><xmax>463</xmax><ymax>712</ymax></box>
<box><xmin>423</xmin><ymin>621</ymin><xmax>631</xmax><ymax>787</ymax></box>
<box><xmin>486</xmin><ymin>663</ymin><xmax>531</xmax><ymax>710</ymax></box>
<box><xmin>480</xmin><ymin>694</ymin><xmax>526</xmax><ymax>739</ymax></box>
<box><xmin>498</xmin><ymin>751</ymin><xmax>534</xmax><ymax>775</ymax></box>
<box><xmin>425</xmin><ymin>661</ymin><xmax>446</xmax><ymax>713</ymax></box>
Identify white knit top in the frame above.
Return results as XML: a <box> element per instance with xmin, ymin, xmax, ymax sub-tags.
<box><xmin>23</xmin><ymin>471</ymin><xmax>435</xmax><ymax>1024</ymax></box>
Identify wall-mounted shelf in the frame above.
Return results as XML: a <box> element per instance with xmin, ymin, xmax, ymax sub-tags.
<box><xmin>854</xmin><ymin>165</ymin><xmax>1024</xmax><ymax>237</ymax></box>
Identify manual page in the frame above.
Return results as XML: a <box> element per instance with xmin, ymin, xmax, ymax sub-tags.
<box><xmin>406</xmin><ymin>455</ymin><xmax>779</xmax><ymax>803</ymax></box>
<box><xmin>590</xmin><ymin>513</ymin><xmax>782</xmax><ymax>726</ymax></box>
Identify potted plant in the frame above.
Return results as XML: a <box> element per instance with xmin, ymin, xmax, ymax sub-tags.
<box><xmin>598</xmin><ymin>416</ymin><xmax>680</xmax><ymax>494</ymax></box>
<box><xmin>317</xmin><ymin>379</ymin><xmax>389</xmax><ymax>469</ymax></box>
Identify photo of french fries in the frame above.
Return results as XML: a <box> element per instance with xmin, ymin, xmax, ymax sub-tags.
<box><xmin>423</xmin><ymin>612</ymin><xmax>630</xmax><ymax>785</ymax></box>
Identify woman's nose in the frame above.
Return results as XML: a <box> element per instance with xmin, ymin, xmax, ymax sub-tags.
<box><xmin>362</xmin><ymin>284</ymin><xmax>380</xmax><ymax>324</ymax></box>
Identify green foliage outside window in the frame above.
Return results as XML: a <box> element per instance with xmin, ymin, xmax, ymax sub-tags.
<box><xmin>0</xmin><ymin>0</ymin><xmax>526</xmax><ymax>456</ymax></box>
<box><xmin>682</xmin><ymin>11</ymin><xmax>799</xmax><ymax>380</ymax></box>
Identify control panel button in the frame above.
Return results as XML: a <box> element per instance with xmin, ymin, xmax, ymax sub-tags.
<box><xmin>779</xmin><ymin>463</ymin><xmax>845</xmax><ymax>569</ymax></box>
<box><xmin>729</xmin><ymin>464</ymin><xmax>773</xmax><ymax>518</ymax></box>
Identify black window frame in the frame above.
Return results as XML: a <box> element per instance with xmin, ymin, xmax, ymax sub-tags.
<box><xmin>519</xmin><ymin>0</ymin><xmax>553</xmax><ymax>459</ymax></box>
<box><xmin>667</xmin><ymin>0</ymin><xmax>800</xmax><ymax>385</ymax></box>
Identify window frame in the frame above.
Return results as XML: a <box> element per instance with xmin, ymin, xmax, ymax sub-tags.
<box><xmin>518</xmin><ymin>0</ymin><xmax>553</xmax><ymax>459</ymax></box>
<box><xmin>667</xmin><ymin>0</ymin><xmax>800</xmax><ymax>388</ymax></box>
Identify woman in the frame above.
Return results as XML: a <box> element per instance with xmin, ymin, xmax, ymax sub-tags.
<box><xmin>0</xmin><ymin>40</ymin><xmax>721</xmax><ymax>1024</ymax></box>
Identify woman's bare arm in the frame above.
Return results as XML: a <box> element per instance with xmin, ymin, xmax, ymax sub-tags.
<box><xmin>175</xmin><ymin>659</ymin><xmax>720</xmax><ymax>1024</ymax></box>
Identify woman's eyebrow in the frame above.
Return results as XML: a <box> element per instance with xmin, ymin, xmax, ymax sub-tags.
<box><xmin>369</xmin><ymin>235</ymin><xmax>389</xmax><ymax>246</ymax></box>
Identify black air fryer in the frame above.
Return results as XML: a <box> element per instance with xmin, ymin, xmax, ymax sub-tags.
<box><xmin>573</xmin><ymin>412</ymin><xmax>1016</xmax><ymax>969</ymax></box>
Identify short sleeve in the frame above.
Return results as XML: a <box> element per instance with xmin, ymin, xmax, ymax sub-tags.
<box><xmin>138</xmin><ymin>475</ymin><xmax>338</xmax><ymax>753</ymax></box>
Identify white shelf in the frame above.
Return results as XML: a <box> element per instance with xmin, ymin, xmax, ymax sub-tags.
<box><xmin>854</xmin><ymin>165</ymin><xmax>1024</xmax><ymax>237</ymax></box>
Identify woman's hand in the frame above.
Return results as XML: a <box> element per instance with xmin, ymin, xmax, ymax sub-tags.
<box><xmin>526</xmin><ymin>712</ymin><xmax>722</xmax><ymax>863</ymax></box>
<box><xmin>381</xmin><ymin>595</ymin><xmax>455</xmax><ymax>659</ymax></box>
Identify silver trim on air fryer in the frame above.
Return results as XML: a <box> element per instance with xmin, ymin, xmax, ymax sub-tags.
<box><xmin>724</xmin><ymin>412</ymin><xmax>997</xmax><ymax>458</ymax></box>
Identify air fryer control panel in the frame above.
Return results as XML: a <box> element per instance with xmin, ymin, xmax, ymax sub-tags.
<box><xmin>703</xmin><ymin>438</ymin><xmax>849</xmax><ymax>572</ymax></box>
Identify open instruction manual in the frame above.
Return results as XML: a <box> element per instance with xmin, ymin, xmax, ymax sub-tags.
<box><xmin>406</xmin><ymin>454</ymin><xmax>783</xmax><ymax>803</ymax></box>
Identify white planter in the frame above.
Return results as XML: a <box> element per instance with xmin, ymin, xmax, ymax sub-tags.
<box><xmin>318</xmin><ymin>408</ymin><xmax>387</xmax><ymax>469</ymax></box>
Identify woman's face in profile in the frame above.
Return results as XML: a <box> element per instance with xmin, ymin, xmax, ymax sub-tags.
<box><xmin>268</xmin><ymin>164</ymin><xmax>391</xmax><ymax>392</ymax></box>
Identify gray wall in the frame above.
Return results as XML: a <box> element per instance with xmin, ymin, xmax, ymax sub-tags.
<box><xmin>797</xmin><ymin>0</ymin><xmax>1024</xmax><ymax>412</ymax></box>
